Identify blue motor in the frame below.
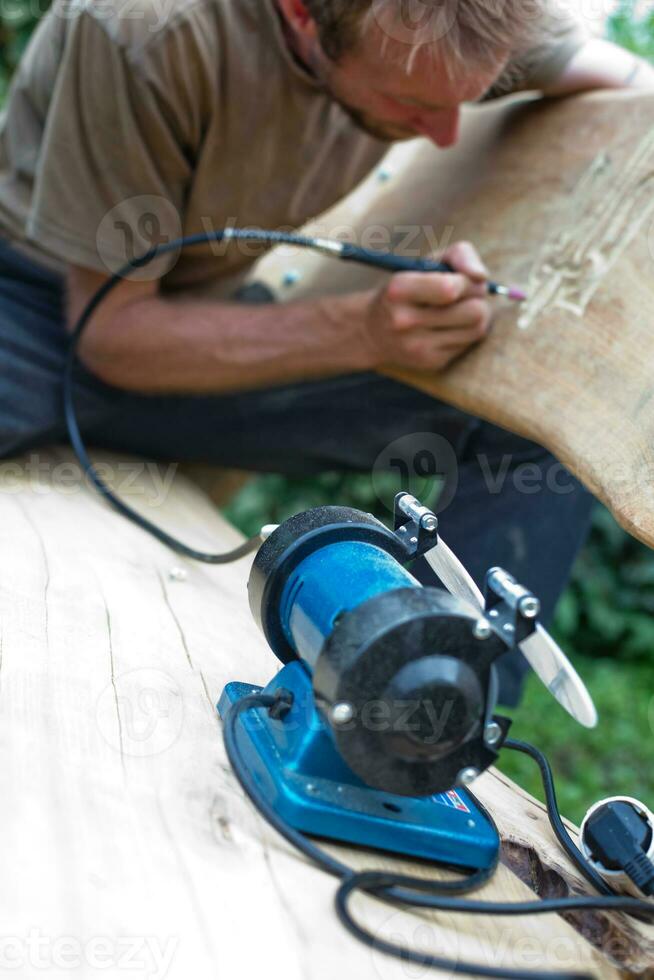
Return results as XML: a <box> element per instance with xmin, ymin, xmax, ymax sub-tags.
<box><xmin>248</xmin><ymin>494</ymin><xmax>511</xmax><ymax>797</ymax></box>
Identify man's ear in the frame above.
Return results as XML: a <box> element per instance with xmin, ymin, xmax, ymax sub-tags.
<box><xmin>276</xmin><ymin>0</ymin><xmax>320</xmax><ymax>44</ymax></box>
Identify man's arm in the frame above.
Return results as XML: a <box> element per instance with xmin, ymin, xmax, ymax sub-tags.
<box><xmin>67</xmin><ymin>242</ymin><xmax>491</xmax><ymax>393</ymax></box>
<box><xmin>67</xmin><ymin>268</ymin><xmax>374</xmax><ymax>393</ymax></box>
<box><xmin>542</xmin><ymin>38</ymin><xmax>654</xmax><ymax>95</ymax></box>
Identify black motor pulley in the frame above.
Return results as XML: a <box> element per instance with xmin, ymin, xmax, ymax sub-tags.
<box><xmin>313</xmin><ymin>587</ymin><xmax>508</xmax><ymax>796</ymax></box>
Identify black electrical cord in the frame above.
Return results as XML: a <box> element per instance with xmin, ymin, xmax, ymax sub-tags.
<box><xmin>503</xmin><ymin>738</ymin><xmax>613</xmax><ymax>896</ymax></box>
<box><xmin>223</xmin><ymin>692</ymin><xmax>654</xmax><ymax>980</ymax></box>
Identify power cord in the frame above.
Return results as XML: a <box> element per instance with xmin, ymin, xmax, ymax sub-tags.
<box><xmin>223</xmin><ymin>691</ymin><xmax>654</xmax><ymax>980</ymax></box>
<box><xmin>581</xmin><ymin>797</ymin><xmax>654</xmax><ymax>897</ymax></box>
<box><xmin>503</xmin><ymin>738</ymin><xmax>612</xmax><ymax>896</ymax></box>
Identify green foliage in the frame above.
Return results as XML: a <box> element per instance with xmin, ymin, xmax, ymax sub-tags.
<box><xmin>225</xmin><ymin>468</ymin><xmax>439</xmax><ymax>536</ymax></box>
<box><xmin>498</xmin><ymin>654</ymin><xmax>654</xmax><ymax>824</ymax></box>
<box><xmin>226</xmin><ymin>470</ymin><xmax>392</xmax><ymax>537</ymax></box>
<box><xmin>553</xmin><ymin>505</ymin><xmax>654</xmax><ymax>667</ymax></box>
<box><xmin>0</xmin><ymin>0</ymin><xmax>49</xmax><ymax>93</ymax></box>
<box><xmin>607</xmin><ymin>0</ymin><xmax>654</xmax><ymax>59</ymax></box>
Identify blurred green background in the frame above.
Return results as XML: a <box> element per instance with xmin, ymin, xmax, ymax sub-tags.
<box><xmin>1</xmin><ymin>0</ymin><xmax>653</xmax><ymax>823</ymax></box>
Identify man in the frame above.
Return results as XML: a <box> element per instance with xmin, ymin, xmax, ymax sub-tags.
<box><xmin>0</xmin><ymin>0</ymin><xmax>652</xmax><ymax>699</ymax></box>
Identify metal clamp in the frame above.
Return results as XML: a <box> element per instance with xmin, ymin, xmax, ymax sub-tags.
<box><xmin>484</xmin><ymin>566</ymin><xmax>540</xmax><ymax>646</ymax></box>
<box><xmin>393</xmin><ymin>492</ymin><xmax>439</xmax><ymax>559</ymax></box>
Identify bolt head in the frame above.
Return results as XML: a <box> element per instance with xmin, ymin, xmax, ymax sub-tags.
<box><xmin>518</xmin><ymin>595</ymin><xmax>541</xmax><ymax>619</ymax></box>
<box><xmin>472</xmin><ymin>618</ymin><xmax>492</xmax><ymax>640</ymax></box>
<box><xmin>457</xmin><ymin>767</ymin><xmax>480</xmax><ymax>787</ymax></box>
<box><xmin>420</xmin><ymin>514</ymin><xmax>438</xmax><ymax>532</ymax></box>
<box><xmin>330</xmin><ymin>702</ymin><xmax>354</xmax><ymax>726</ymax></box>
<box><xmin>484</xmin><ymin>721</ymin><xmax>503</xmax><ymax>747</ymax></box>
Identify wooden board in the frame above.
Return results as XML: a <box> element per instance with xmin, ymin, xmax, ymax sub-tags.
<box><xmin>250</xmin><ymin>90</ymin><xmax>654</xmax><ymax>550</ymax></box>
<box><xmin>0</xmin><ymin>448</ymin><xmax>651</xmax><ymax>979</ymax></box>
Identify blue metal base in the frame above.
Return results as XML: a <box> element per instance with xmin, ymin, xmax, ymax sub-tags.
<box><xmin>218</xmin><ymin>662</ymin><xmax>499</xmax><ymax>869</ymax></box>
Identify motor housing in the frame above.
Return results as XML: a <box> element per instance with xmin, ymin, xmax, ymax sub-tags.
<box><xmin>248</xmin><ymin>504</ymin><xmax>510</xmax><ymax>796</ymax></box>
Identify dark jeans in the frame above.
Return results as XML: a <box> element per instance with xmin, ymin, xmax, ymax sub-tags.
<box><xmin>0</xmin><ymin>239</ymin><xmax>594</xmax><ymax>703</ymax></box>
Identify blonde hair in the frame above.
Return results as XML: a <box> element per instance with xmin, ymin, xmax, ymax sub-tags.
<box><xmin>305</xmin><ymin>0</ymin><xmax>549</xmax><ymax>71</ymax></box>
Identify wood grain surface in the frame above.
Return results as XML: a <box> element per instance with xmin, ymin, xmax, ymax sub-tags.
<box><xmin>0</xmin><ymin>449</ymin><xmax>651</xmax><ymax>979</ymax></box>
<box><xmin>251</xmin><ymin>90</ymin><xmax>654</xmax><ymax>549</ymax></box>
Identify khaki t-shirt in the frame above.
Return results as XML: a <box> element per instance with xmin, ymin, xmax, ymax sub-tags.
<box><xmin>0</xmin><ymin>0</ymin><xmax>587</xmax><ymax>298</ymax></box>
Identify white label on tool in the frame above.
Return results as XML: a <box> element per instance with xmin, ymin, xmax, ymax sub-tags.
<box><xmin>431</xmin><ymin>789</ymin><xmax>470</xmax><ymax>813</ymax></box>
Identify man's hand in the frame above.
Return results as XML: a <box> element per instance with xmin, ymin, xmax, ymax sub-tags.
<box><xmin>362</xmin><ymin>241</ymin><xmax>492</xmax><ymax>372</ymax></box>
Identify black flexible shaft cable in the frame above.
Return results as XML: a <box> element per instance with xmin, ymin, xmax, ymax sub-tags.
<box><xmin>223</xmin><ymin>692</ymin><xmax>654</xmax><ymax>980</ymax></box>
<box><xmin>64</xmin><ymin>229</ymin><xmax>347</xmax><ymax>563</ymax></box>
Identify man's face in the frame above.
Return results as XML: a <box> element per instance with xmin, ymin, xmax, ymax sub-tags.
<box><xmin>311</xmin><ymin>25</ymin><xmax>507</xmax><ymax>145</ymax></box>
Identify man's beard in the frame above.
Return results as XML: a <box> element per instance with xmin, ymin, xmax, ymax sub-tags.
<box><xmin>313</xmin><ymin>57</ymin><xmax>417</xmax><ymax>142</ymax></box>
<box><xmin>331</xmin><ymin>97</ymin><xmax>417</xmax><ymax>142</ymax></box>
<box><xmin>304</xmin><ymin>44</ymin><xmax>417</xmax><ymax>142</ymax></box>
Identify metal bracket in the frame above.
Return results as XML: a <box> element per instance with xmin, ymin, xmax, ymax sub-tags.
<box><xmin>484</xmin><ymin>566</ymin><xmax>540</xmax><ymax>646</ymax></box>
<box><xmin>393</xmin><ymin>492</ymin><xmax>439</xmax><ymax>560</ymax></box>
